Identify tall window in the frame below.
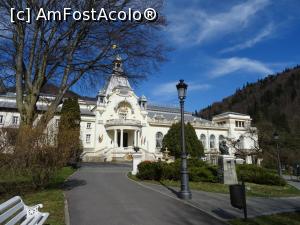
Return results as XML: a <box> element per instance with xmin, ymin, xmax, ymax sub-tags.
<box><xmin>218</xmin><ymin>135</ymin><xmax>225</xmax><ymax>150</ymax></box>
<box><xmin>12</xmin><ymin>116</ymin><xmax>19</xmax><ymax>125</ymax></box>
<box><xmin>86</xmin><ymin>134</ymin><xmax>91</xmax><ymax>143</ymax></box>
<box><xmin>200</xmin><ymin>134</ymin><xmax>206</xmax><ymax>148</ymax></box>
<box><xmin>0</xmin><ymin>115</ymin><xmax>3</xmax><ymax>124</ymax></box>
<box><xmin>55</xmin><ymin>119</ymin><xmax>60</xmax><ymax>128</ymax></box>
<box><xmin>156</xmin><ymin>132</ymin><xmax>163</xmax><ymax>148</ymax></box>
<box><xmin>238</xmin><ymin>135</ymin><xmax>244</xmax><ymax>149</ymax></box>
<box><xmin>210</xmin><ymin>134</ymin><xmax>215</xmax><ymax>149</ymax></box>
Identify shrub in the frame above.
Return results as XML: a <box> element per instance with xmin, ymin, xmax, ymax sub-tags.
<box><xmin>137</xmin><ymin>161</ymin><xmax>163</xmax><ymax>181</ymax></box>
<box><xmin>0</xmin><ymin>126</ymin><xmax>77</xmax><ymax>190</ymax></box>
<box><xmin>189</xmin><ymin>166</ymin><xmax>217</xmax><ymax>182</ymax></box>
<box><xmin>137</xmin><ymin>159</ymin><xmax>219</xmax><ymax>183</ymax></box>
<box><xmin>161</xmin><ymin>162</ymin><xmax>180</xmax><ymax>180</ymax></box>
<box><xmin>236</xmin><ymin>164</ymin><xmax>286</xmax><ymax>186</ymax></box>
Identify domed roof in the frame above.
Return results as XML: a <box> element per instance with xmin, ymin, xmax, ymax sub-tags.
<box><xmin>139</xmin><ymin>95</ymin><xmax>147</xmax><ymax>101</ymax></box>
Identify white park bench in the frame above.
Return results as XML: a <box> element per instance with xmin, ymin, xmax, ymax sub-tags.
<box><xmin>0</xmin><ymin>196</ymin><xmax>49</xmax><ymax>225</ymax></box>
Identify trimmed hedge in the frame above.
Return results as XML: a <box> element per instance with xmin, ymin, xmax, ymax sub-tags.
<box><xmin>137</xmin><ymin>159</ymin><xmax>218</xmax><ymax>182</ymax></box>
<box><xmin>137</xmin><ymin>160</ymin><xmax>286</xmax><ymax>186</ymax></box>
<box><xmin>236</xmin><ymin>164</ymin><xmax>286</xmax><ymax>186</ymax></box>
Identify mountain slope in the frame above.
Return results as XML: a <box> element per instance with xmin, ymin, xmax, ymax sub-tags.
<box><xmin>198</xmin><ymin>65</ymin><xmax>300</xmax><ymax>166</ymax></box>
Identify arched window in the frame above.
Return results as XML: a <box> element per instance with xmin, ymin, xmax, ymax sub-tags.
<box><xmin>210</xmin><ymin>135</ymin><xmax>216</xmax><ymax>149</ymax></box>
<box><xmin>200</xmin><ymin>134</ymin><xmax>206</xmax><ymax>148</ymax></box>
<box><xmin>238</xmin><ymin>135</ymin><xmax>244</xmax><ymax>149</ymax></box>
<box><xmin>219</xmin><ymin>135</ymin><xmax>225</xmax><ymax>150</ymax></box>
<box><xmin>156</xmin><ymin>132</ymin><xmax>163</xmax><ymax>148</ymax></box>
<box><xmin>117</xmin><ymin>101</ymin><xmax>132</xmax><ymax>120</ymax></box>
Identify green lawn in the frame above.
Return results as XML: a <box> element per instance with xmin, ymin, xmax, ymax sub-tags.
<box><xmin>128</xmin><ymin>173</ymin><xmax>300</xmax><ymax>197</ymax></box>
<box><xmin>0</xmin><ymin>167</ymin><xmax>75</xmax><ymax>225</ymax></box>
<box><xmin>229</xmin><ymin>211</ymin><xmax>300</xmax><ymax>225</ymax></box>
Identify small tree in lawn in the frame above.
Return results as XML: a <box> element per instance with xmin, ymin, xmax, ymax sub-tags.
<box><xmin>58</xmin><ymin>97</ymin><xmax>82</xmax><ymax>168</ymax></box>
<box><xmin>162</xmin><ymin>122</ymin><xmax>204</xmax><ymax>158</ymax></box>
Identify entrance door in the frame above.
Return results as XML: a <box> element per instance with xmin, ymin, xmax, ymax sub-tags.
<box><xmin>123</xmin><ymin>132</ymin><xmax>128</xmax><ymax>147</ymax></box>
<box><xmin>117</xmin><ymin>131</ymin><xmax>128</xmax><ymax>147</ymax></box>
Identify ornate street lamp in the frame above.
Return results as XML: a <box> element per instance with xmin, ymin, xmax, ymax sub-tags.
<box><xmin>273</xmin><ymin>131</ymin><xmax>282</xmax><ymax>176</ymax></box>
<box><xmin>176</xmin><ymin>80</ymin><xmax>192</xmax><ymax>200</ymax></box>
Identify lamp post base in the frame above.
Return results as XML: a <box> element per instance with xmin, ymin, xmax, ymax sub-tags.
<box><xmin>178</xmin><ymin>191</ymin><xmax>192</xmax><ymax>200</ymax></box>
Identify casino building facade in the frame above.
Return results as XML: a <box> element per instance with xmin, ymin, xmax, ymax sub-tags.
<box><xmin>0</xmin><ymin>56</ymin><xmax>258</xmax><ymax>163</ymax></box>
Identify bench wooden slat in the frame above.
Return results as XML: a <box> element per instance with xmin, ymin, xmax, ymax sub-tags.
<box><xmin>0</xmin><ymin>196</ymin><xmax>22</xmax><ymax>212</ymax></box>
<box><xmin>37</xmin><ymin>213</ymin><xmax>49</xmax><ymax>225</ymax></box>
<box><xmin>0</xmin><ymin>202</ymin><xmax>24</xmax><ymax>223</ymax></box>
<box><xmin>20</xmin><ymin>215</ymin><xmax>34</xmax><ymax>225</ymax></box>
<box><xmin>5</xmin><ymin>209</ymin><xmax>26</xmax><ymax>225</ymax></box>
<box><xmin>27</xmin><ymin>213</ymin><xmax>42</xmax><ymax>225</ymax></box>
<box><xmin>0</xmin><ymin>196</ymin><xmax>49</xmax><ymax>225</ymax></box>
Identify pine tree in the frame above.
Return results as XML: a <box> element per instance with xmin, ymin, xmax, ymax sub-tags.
<box><xmin>162</xmin><ymin>122</ymin><xmax>204</xmax><ymax>158</ymax></box>
<box><xmin>58</xmin><ymin>97</ymin><xmax>82</xmax><ymax>167</ymax></box>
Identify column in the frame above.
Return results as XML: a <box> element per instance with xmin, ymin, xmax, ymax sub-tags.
<box><xmin>138</xmin><ymin>130</ymin><xmax>141</xmax><ymax>147</ymax></box>
<box><xmin>120</xmin><ymin>129</ymin><xmax>123</xmax><ymax>148</ymax></box>
<box><xmin>136</xmin><ymin>130</ymin><xmax>140</xmax><ymax>147</ymax></box>
<box><xmin>134</xmin><ymin>130</ymin><xmax>137</xmax><ymax>147</ymax></box>
<box><xmin>114</xmin><ymin>129</ymin><xmax>117</xmax><ymax>147</ymax></box>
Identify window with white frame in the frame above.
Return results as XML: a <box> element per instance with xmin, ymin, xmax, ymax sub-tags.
<box><xmin>200</xmin><ymin>134</ymin><xmax>206</xmax><ymax>148</ymax></box>
<box><xmin>210</xmin><ymin>134</ymin><xmax>215</xmax><ymax>149</ymax></box>
<box><xmin>0</xmin><ymin>115</ymin><xmax>3</xmax><ymax>124</ymax></box>
<box><xmin>86</xmin><ymin>134</ymin><xmax>91</xmax><ymax>143</ymax></box>
<box><xmin>219</xmin><ymin>135</ymin><xmax>225</xmax><ymax>149</ymax></box>
<box><xmin>55</xmin><ymin>119</ymin><xmax>60</xmax><ymax>128</ymax></box>
<box><xmin>155</xmin><ymin>132</ymin><xmax>163</xmax><ymax>148</ymax></box>
<box><xmin>12</xmin><ymin>116</ymin><xmax>19</xmax><ymax>125</ymax></box>
<box><xmin>87</xmin><ymin>123</ymin><xmax>91</xmax><ymax>129</ymax></box>
<box><xmin>235</xmin><ymin>120</ymin><xmax>245</xmax><ymax>127</ymax></box>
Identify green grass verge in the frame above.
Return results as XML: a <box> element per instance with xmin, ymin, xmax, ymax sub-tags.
<box><xmin>229</xmin><ymin>211</ymin><xmax>300</xmax><ymax>225</ymax></box>
<box><xmin>0</xmin><ymin>167</ymin><xmax>76</xmax><ymax>225</ymax></box>
<box><xmin>128</xmin><ymin>173</ymin><xmax>300</xmax><ymax>197</ymax></box>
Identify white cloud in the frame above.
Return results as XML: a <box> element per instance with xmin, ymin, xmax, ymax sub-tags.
<box><xmin>220</xmin><ymin>23</ymin><xmax>275</xmax><ymax>53</ymax></box>
<box><xmin>167</xmin><ymin>0</ymin><xmax>270</xmax><ymax>46</ymax></box>
<box><xmin>153</xmin><ymin>81</ymin><xmax>211</xmax><ymax>96</ymax></box>
<box><xmin>209</xmin><ymin>57</ymin><xmax>273</xmax><ymax>78</ymax></box>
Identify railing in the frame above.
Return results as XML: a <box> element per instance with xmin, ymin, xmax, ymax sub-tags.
<box><xmin>105</xmin><ymin>119</ymin><xmax>142</xmax><ymax>127</ymax></box>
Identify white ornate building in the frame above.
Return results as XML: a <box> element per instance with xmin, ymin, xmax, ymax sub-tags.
<box><xmin>0</xmin><ymin>56</ymin><xmax>257</xmax><ymax>163</ymax></box>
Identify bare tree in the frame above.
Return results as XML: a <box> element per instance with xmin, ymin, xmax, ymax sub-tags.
<box><xmin>225</xmin><ymin>127</ymin><xmax>262</xmax><ymax>163</ymax></box>
<box><xmin>0</xmin><ymin>0</ymin><xmax>166</xmax><ymax>128</ymax></box>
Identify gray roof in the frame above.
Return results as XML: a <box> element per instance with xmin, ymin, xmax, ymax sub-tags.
<box><xmin>147</xmin><ymin>104</ymin><xmax>191</xmax><ymax>114</ymax></box>
<box><xmin>213</xmin><ymin>112</ymin><xmax>249</xmax><ymax>117</ymax></box>
<box><xmin>147</xmin><ymin>110</ymin><xmax>211</xmax><ymax>124</ymax></box>
<box><xmin>0</xmin><ymin>100</ymin><xmax>94</xmax><ymax>116</ymax></box>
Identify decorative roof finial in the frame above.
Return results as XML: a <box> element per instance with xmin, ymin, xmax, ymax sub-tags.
<box><xmin>113</xmin><ymin>54</ymin><xmax>123</xmax><ymax>75</ymax></box>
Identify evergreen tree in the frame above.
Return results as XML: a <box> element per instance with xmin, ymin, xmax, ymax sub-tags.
<box><xmin>162</xmin><ymin>122</ymin><xmax>204</xmax><ymax>158</ymax></box>
<box><xmin>58</xmin><ymin>97</ymin><xmax>82</xmax><ymax>167</ymax></box>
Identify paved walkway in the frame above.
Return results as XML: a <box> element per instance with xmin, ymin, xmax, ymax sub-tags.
<box><xmin>283</xmin><ymin>175</ymin><xmax>300</xmax><ymax>190</ymax></box>
<box><xmin>65</xmin><ymin>163</ymin><xmax>225</xmax><ymax>225</ymax></box>
<box><xmin>141</xmin><ymin>182</ymin><xmax>300</xmax><ymax>221</ymax></box>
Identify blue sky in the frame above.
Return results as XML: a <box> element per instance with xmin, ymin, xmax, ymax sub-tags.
<box><xmin>82</xmin><ymin>0</ymin><xmax>300</xmax><ymax>112</ymax></box>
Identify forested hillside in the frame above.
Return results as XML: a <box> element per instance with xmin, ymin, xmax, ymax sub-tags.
<box><xmin>198</xmin><ymin>66</ymin><xmax>300</xmax><ymax>167</ymax></box>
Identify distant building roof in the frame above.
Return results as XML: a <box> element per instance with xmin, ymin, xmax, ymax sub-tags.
<box><xmin>6</xmin><ymin>84</ymin><xmax>79</xmax><ymax>98</ymax></box>
<box><xmin>213</xmin><ymin>112</ymin><xmax>250</xmax><ymax>118</ymax></box>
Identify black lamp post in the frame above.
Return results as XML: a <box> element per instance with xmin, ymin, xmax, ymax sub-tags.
<box><xmin>273</xmin><ymin>131</ymin><xmax>282</xmax><ymax>176</ymax></box>
<box><xmin>176</xmin><ymin>80</ymin><xmax>192</xmax><ymax>200</ymax></box>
